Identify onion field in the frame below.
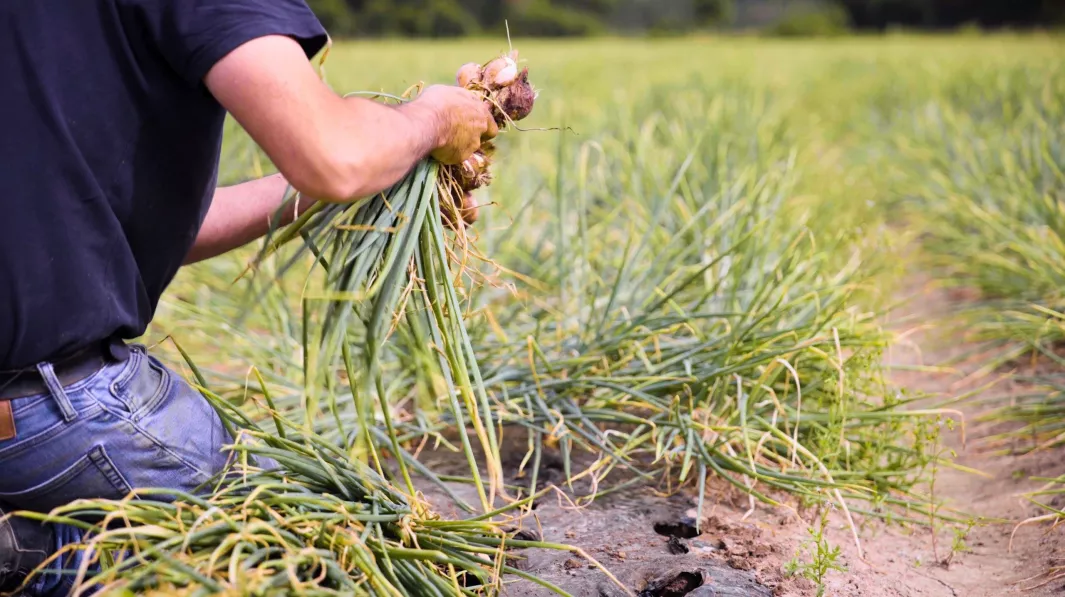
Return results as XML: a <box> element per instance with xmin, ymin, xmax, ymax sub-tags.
<box><xmin>22</xmin><ymin>34</ymin><xmax>1065</xmax><ymax>596</ymax></box>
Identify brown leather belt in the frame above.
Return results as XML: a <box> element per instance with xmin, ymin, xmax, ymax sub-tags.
<box><xmin>0</xmin><ymin>339</ymin><xmax>129</xmax><ymax>401</ymax></box>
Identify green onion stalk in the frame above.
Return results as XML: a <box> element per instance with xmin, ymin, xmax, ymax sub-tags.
<box><xmin>242</xmin><ymin>51</ymin><xmax>538</xmax><ymax>512</ymax></box>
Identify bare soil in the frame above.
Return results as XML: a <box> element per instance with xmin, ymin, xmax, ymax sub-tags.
<box><xmin>419</xmin><ymin>277</ymin><xmax>1065</xmax><ymax>596</ymax></box>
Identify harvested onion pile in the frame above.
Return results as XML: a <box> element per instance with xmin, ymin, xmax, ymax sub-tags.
<box><xmin>441</xmin><ymin>51</ymin><xmax>536</xmax><ymax>228</ymax></box>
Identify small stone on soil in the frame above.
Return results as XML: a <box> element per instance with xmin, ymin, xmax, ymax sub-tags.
<box><xmin>721</xmin><ymin>537</ymin><xmax>748</xmax><ymax>556</ymax></box>
<box><xmin>508</xmin><ymin>527</ymin><xmax>542</xmax><ymax>542</ymax></box>
<box><xmin>727</xmin><ymin>556</ymin><xmax>752</xmax><ymax>571</ymax></box>
<box><xmin>504</xmin><ymin>554</ymin><xmax>531</xmax><ymax>571</ymax></box>
<box><xmin>690</xmin><ymin>539</ymin><xmax>721</xmax><ymax>553</ymax></box>
<box><xmin>667</xmin><ymin>536</ymin><xmax>691</xmax><ymax>555</ymax></box>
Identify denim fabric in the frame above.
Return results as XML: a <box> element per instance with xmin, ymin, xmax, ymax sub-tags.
<box><xmin>0</xmin><ymin>345</ymin><xmax>235</xmax><ymax>596</ymax></box>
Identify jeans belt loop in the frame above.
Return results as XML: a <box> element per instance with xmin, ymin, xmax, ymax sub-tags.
<box><xmin>35</xmin><ymin>362</ymin><xmax>78</xmax><ymax>423</ymax></box>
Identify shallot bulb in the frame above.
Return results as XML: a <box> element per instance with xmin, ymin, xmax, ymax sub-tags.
<box><xmin>483</xmin><ymin>56</ymin><xmax>518</xmax><ymax>89</ymax></box>
<box><xmin>456</xmin><ymin>62</ymin><xmax>482</xmax><ymax>88</ymax></box>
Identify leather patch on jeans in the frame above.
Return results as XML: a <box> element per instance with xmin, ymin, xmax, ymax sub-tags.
<box><xmin>0</xmin><ymin>401</ymin><xmax>15</xmax><ymax>441</ymax></box>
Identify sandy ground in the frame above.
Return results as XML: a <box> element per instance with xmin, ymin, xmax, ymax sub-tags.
<box><xmin>801</xmin><ymin>278</ymin><xmax>1065</xmax><ymax>597</ymax></box>
<box><xmin>417</xmin><ymin>277</ymin><xmax>1065</xmax><ymax>597</ymax></box>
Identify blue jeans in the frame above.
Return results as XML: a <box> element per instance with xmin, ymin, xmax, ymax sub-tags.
<box><xmin>0</xmin><ymin>345</ymin><xmax>234</xmax><ymax>596</ymax></box>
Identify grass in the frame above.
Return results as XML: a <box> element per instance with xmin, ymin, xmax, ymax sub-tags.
<box><xmin>21</xmin><ymin>33</ymin><xmax>1060</xmax><ymax>595</ymax></box>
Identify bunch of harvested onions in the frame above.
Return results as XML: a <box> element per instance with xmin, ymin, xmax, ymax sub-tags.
<box><xmin>245</xmin><ymin>52</ymin><xmax>537</xmax><ymax>512</ymax></box>
<box><xmin>441</xmin><ymin>50</ymin><xmax>536</xmax><ymax>228</ymax></box>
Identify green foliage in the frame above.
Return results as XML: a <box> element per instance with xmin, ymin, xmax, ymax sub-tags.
<box><xmin>835</xmin><ymin>0</ymin><xmax>1062</xmax><ymax>29</ymax></box>
<box><xmin>306</xmin><ymin>0</ymin><xmax>355</xmax><ymax>33</ymax></box>
<box><xmin>15</xmin><ymin>409</ymin><xmax>564</xmax><ymax>596</ymax></box>
<box><xmin>945</xmin><ymin>518</ymin><xmax>977</xmax><ymax>566</ymax></box>
<box><xmin>694</xmin><ymin>0</ymin><xmax>734</xmax><ymax>24</ymax></box>
<box><xmin>890</xmin><ymin>58</ymin><xmax>1065</xmax><ymax>450</ymax></box>
<box><xmin>785</xmin><ymin>507</ymin><xmax>847</xmax><ymax>596</ymax></box>
<box><xmin>355</xmin><ymin>0</ymin><xmax>481</xmax><ymax>37</ymax></box>
<box><xmin>506</xmin><ymin>0</ymin><xmax>606</xmax><ymax>36</ymax></box>
<box><xmin>768</xmin><ymin>5</ymin><xmax>850</xmax><ymax>37</ymax></box>
<box><xmin>305</xmin><ymin>0</ymin><xmax>738</xmax><ymax>37</ymax></box>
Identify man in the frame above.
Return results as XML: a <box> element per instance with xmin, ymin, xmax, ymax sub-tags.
<box><xmin>0</xmin><ymin>1</ymin><xmax>497</xmax><ymax>595</ymax></box>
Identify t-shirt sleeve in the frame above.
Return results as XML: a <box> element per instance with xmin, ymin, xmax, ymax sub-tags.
<box><xmin>133</xmin><ymin>0</ymin><xmax>329</xmax><ymax>86</ymax></box>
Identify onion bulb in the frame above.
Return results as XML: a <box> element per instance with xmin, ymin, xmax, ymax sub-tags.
<box><xmin>461</xmin><ymin>192</ymin><xmax>479</xmax><ymax>225</ymax></box>
<box><xmin>492</xmin><ymin>67</ymin><xmax>536</xmax><ymax>123</ymax></box>
<box><xmin>483</xmin><ymin>56</ymin><xmax>518</xmax><ymax>90</ymax></box>
<box><xmin>456</xmin><ymin>62</ymin><xmax>482</xmax><ymax>88</ymax></box>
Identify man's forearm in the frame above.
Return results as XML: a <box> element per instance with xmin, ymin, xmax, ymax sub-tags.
<box><xmin>204</xmin><ymin>37</ymin><xmax>436</xmax><ymax>203</ymax></box>
<box><xmin>203</xmin><ymin>36</ymin><xmax>494</xmax><ymax>204</ymax></box>
<box><xmin>184</xmin><ymin>173</ymin><xmax>312</xmax><ymax>265</ymax></box>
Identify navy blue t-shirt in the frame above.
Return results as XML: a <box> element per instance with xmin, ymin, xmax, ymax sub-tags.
<box><xmin>0</xmin><ymin>1</ymin><xmax>327</xmax><ymax>369</ymax></box>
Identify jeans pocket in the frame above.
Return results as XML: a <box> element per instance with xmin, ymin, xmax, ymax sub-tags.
<box><xmin>109</xmin><ymin>348</ymin><xmax>169</xmax><ymax>420</ymax></box>
<box><xmin>0</xmin><ymin>445</ymin><xmax>132</xmax><ymax>512</ymax></box>
<box><xmin>130</xmin><ymin>365</ymin><xmax>235</xmax><ymax>485</ymax></box>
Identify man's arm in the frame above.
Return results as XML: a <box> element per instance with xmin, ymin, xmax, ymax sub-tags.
<box><xmin>203</xmin><ymin>35</ymin><xmax>496</xmax><ymax>203</ymax></box>
<box><xmin>183</xmin><ymin>173</ymin><xmax>304</xmax><ymax>265</ymax></box>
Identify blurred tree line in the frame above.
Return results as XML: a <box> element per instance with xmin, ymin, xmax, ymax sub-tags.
<box><xmin>307</xmin><ymin>0</ymin><xmax>733</xmax><ymax>37</ymax></box>
<box><xmin>305</xmin><ymin>0</ymin><xmax>1064</xmax><ymax>37</ymax></box>
<box><xmin>839</xmin><ymin>0</ymin><xmax>1063</xmax><ymax>29</ymax></box>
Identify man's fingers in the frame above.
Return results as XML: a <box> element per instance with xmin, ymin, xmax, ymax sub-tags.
<box><xmin>483</xmin><ymin>114</ymin><xmax>499</xmax><ymax>141</ymax></box>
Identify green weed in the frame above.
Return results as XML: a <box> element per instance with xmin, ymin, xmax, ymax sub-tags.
<box><xmin>785</xmin><ymin>507</ymin><xmax>847</xmax><ymax>597</ymax></box>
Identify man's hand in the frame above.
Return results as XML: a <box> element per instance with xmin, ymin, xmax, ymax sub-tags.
<box><xmin>205</xmin><ymin>35</ymin><xmax>495</xmax><ymax>203</ymax></box>
<box><xmin>403</xmin><ymin>85</ymin><xmax>498</xmax><ymax>165</ymax></box>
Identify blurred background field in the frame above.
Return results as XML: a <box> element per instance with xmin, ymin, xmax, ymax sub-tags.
<box><xmin>129</xmin><ymin>11</ymin><xmax>1065</xmax><ymax>597</ymax></box>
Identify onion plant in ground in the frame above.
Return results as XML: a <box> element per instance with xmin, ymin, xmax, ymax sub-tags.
<box><xmin>872</xmin><ymin>43</ymin><xmax>1065</xmax><ymax>537</ymax></box>
<box><xmin>884</xmin><ymin>61</ymin><xmax>1065</xmax><ymax>435</ymax></box>
<box><xmin>438</xmin><ymin>84</ymin><xmax>948</xmax><ymax>534</ymax></box>
<box><xmin>890</xmin><ymin>59</ymin><xmax>1065</xmax><ymax>367</ymax></box>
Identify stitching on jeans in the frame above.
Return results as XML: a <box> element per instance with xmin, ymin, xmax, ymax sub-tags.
<box><xmin>133</xmin><ymin>358</ymin><xmax>172</xmax><ymax>422</ymax></box>
<box><xmin>130</xmin><ymin>419</ymin><xmax>214</xmax><ymax>481</ymax></box>
<box><xmin>87</xmin><ymin>445</ymin><xmax>133</xmax><ymax>496</ymax></box>
<box><xmin>0</xmin><ymin>403</ymin><xmax>104</xmax><ymax>461</ymax></box>
<box><xmin>38</xmin><ymin>363</ymin><xmax>78</xmax><ymax>423</ymax></box>
<box><xmin>11</xmin><ymin>396</ymin><xmax>48</xmax><ymax>415</ymax></box>
<box><xmin>0</xmin><ymin>446</ymin><xmax>132</xmax><ymax>501</ymax></box>
<box><xmin>0</xmin><ymin>455</ymin><xmax>93</xmax><ymax>499</ymax></box>
<box><xmin>109</xmin><ymin>350</ymin><xmax>143</xmax><ymax>414</ymax></box>
<box><xmin>87</xmin><ymin>397</ymin><xmax>214</xmax><ymax>483</ymax></box>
